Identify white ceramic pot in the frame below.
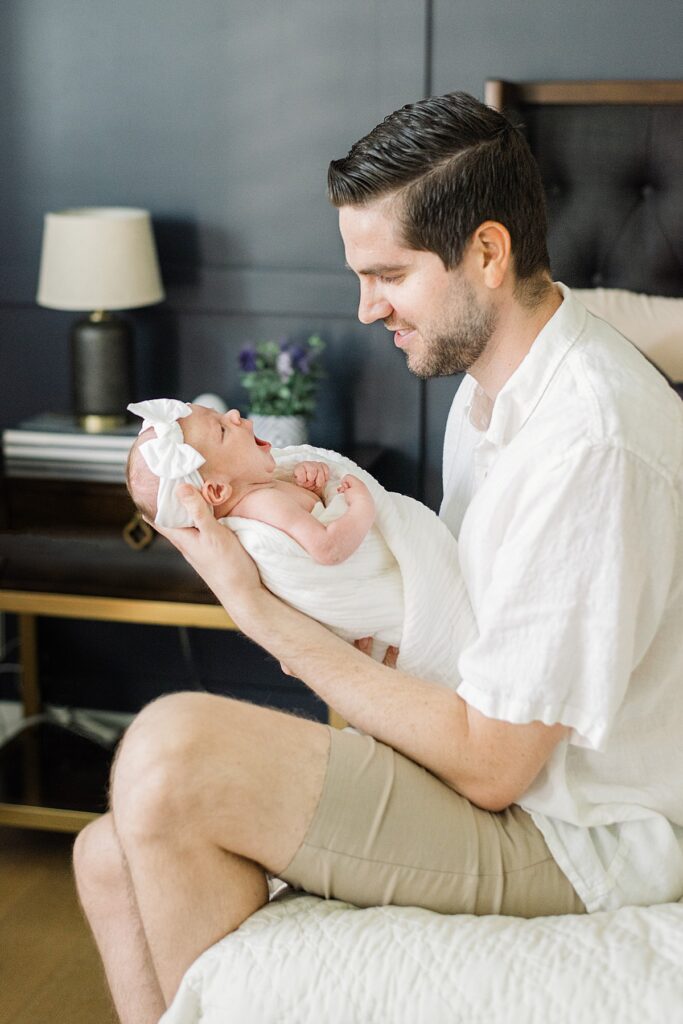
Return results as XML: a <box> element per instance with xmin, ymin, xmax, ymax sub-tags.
<box><xmin>249</xmin><ymin>414</ymin><xmax>307</xmax><ymax>448</ymax></box>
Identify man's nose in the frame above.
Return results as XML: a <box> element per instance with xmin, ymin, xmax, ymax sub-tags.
<box><xmin>357</xmin><ymin>283</ymin><xmax>392</xmax><ymax>325</ymax></box>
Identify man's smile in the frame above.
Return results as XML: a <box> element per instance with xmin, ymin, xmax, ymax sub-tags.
<box><xmin>385</xmin><ymin>322</ymin><xmax>418</xmax><ymax>348</ymax></box>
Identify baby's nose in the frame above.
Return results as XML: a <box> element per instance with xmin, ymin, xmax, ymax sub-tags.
<box><xmin>226</xmin><ymin>409</ymin><xmax>242</xmax><ymax>425</ymax></box>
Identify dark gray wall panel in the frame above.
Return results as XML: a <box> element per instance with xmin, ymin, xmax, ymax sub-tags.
<box><xmin>1</xmin><ymin>0</ymin><xmax>424</xmax><ymax>269</ymax></box>
<box><xmin>1</xmin><ymin>1</ymin><xmax>425</xmax><ymax>494</ymax></box>
<box><xmin>0</xmin><ymin>2</ymin><xmax>427</xmax><ymax>709</ymax></box>
<box><xmin>431</xmin><ymin>0</ymin><xmax>683</xmax><ymax>98</ymax></box>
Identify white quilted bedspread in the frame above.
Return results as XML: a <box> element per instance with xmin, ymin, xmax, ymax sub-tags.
<box><xmin>161</xmin><ymin>890</ymin><xmax>683</xmax><ymax>1024</ymax></box>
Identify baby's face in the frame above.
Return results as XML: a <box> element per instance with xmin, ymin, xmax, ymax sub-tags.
<box><xmin>182</xmin><ymin>405</ymin><xmax>276</xmax><ymax>484</ymax></box>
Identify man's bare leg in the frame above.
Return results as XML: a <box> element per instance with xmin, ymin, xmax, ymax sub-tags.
<box><xmin>107</xmin><ymin>692</ymin><xmax>331</xmax><ymax>1006</ymax></box>
<box><xmin>73</xmin><ymin>812</ymin><xmax>165</xmax><ymax>1024</ymax></box>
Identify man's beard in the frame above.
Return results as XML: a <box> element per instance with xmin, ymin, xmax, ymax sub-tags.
<box><xmin>402</xmin><ymin>280</ymin><xmax>497</xmax><ymax>380</ymax></box>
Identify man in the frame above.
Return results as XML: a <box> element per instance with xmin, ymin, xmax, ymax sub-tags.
<box><xmin>73</xmin><ymin>92</ymin><xmax>683</xmax><ymax>1024</ymax></box>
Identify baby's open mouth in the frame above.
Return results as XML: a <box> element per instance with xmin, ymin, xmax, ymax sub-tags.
<box><xmin>254</xmin><ymin>435</ymin><xmax>271</xmax><ymax>448</ymax></box>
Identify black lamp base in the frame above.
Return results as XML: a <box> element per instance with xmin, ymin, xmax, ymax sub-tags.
<box><xmin>70</xmin><ymin>312</ymin><xmax>133</xmax><ymax>432</ymax></box>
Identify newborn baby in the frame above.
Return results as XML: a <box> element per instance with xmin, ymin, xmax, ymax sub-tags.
<box><xmin>126</xmin><ymin>398</ymin><xmax>376</xmax><ymax>565</ymax></box>
<box><xmin>127</xmin><ymin>398</ymin><xmax>476</xmax><ymax>686</ymax></box>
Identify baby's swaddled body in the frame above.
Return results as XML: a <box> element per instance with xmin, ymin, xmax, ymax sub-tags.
<box><xmin>224</xmin><ymin>484</ymin><xmax>404</xmax><ymax>657</ymax></box>
<box><xmin>223</xmin><ymin>444</ymin><xmax>477</xmax><ymax>690</ymax></box>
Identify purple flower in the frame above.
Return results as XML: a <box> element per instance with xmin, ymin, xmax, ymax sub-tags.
<box><xmin>239</xmin><ymin>346</ymin><xmax>258</xmax><ymax>372</ymax></box>
<box><xmin>289</xmin><ymin>344</ymin><xmax>310</xmax><ymax>374</ymax></box>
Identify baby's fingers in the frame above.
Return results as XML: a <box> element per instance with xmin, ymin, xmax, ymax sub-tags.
<box><xmin>295</xmin><ymin>462</ymin><xmax>323</xmax><ymax>489</ymax></box>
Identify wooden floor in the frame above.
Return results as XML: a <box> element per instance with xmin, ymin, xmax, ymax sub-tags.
<box><xmin>0</xmin><ymin>826</ymin><xmax>116</xmax><ymax>1024</ymax></box>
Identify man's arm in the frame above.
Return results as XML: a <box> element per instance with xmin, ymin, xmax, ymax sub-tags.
<box><xmin>157</xmin><ymin>485</ymin><xmax>565</xmax><ymax>811</ymax></box>
<box><xmin>234</xmin><ymin>584</ymin><xmax>567</xmax><ymax>811</ymax></box>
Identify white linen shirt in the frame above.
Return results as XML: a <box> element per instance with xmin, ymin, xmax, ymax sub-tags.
<box><xmin>440</xmin><ymin>284</ymin><xmax>683</xmax><ymax>912</ymax></box>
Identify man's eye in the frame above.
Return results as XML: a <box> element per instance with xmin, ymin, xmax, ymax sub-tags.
<box><xmin>378</xmin><ymin>275</ymin><xmax>400</xmax><ymax>284</ymax></box>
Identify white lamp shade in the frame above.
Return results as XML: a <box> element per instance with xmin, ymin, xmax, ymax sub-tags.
<box><xmin>36</xmin><ymin>207</ymin><xmax>165</xmax><ymax>311</ymax></box>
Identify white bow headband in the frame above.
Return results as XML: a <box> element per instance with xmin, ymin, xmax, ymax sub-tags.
<box><xmin>128</xmin><ymin>398</ymin><xmax>205</xmax><ymax>527</ymax></box>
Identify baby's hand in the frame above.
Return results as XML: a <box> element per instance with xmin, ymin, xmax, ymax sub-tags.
<box><xmin>294</xmin><ymin>460</ymin><xmax>330</xmax><ymax>492</ymax></box>
<box><xmin>337</xmin><ymin>474</ymin><xmax>372</xmax><ymax>505</ymax></box>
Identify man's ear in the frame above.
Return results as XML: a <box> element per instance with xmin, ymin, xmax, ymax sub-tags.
<box><xmin>201</xmin><ymin>479</ymin><xmax>232</xmax><ymax>508</ymax></box>
<box><xmin>471</xmin><ymin>220</ymin><xmax>511</xmax><ymax>289</ymax></box>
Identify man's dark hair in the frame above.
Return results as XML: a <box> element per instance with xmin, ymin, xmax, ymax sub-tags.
<box><xmin>328</xmin><ymin>91</ymin><xmax>550</xmax><ymax>286</ymax></box>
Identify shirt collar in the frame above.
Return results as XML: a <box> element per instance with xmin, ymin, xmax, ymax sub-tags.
<box><xmin>465</xmin><ymin>283</ymin><xmax>587</xmax><ymax>447</ymax></box>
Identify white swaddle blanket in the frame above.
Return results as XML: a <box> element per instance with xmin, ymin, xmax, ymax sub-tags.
<box><xmin>222</xmin><ymin>445</ymin><xmax>476</xmax><ymax>690</ymax></box>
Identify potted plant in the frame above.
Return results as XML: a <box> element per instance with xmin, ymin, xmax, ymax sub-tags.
<box><xmin>238</xmin><ymin>334</ymin><xmax>326</xmax><ymax>447</ymax></box>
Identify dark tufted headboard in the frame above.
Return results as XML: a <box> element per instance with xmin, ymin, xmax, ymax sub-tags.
<box><xmin>485</xmin><ymin>80</ymin><xmax>683</xmax><ymax>298</ymax></box>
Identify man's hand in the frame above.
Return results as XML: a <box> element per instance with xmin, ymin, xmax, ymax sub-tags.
<box><xmin>151</xmin><ymin>484</ymin><xmax>264</xmax><ymax>613</ymax></box>
<box><xmin>293</xmin><ymin>461</ymin><xmax>330</xmax><ymax>494</ymax></box>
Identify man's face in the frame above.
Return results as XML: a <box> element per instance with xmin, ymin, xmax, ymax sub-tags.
<box><xmin>181</xmin><ymin>405</ymin><xmax>275</xmax><ymax>484</ymax></box>
<box><xmin>339</xmin><ymin>199</ymin><xmax>497</xmax><ymax>378</ymax></box>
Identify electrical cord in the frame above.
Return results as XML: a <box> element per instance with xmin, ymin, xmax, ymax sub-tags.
<box><xmin>0</xmin><ymin>663</ymin><xmax>21</xmax><ymax>743</ymax></box>
<box><xmin>45</xmin><ymin>706</ymin><xmax>123</xmax><ymax>750</ymax></box>
<box><xmin>0</xmin><ymin>636</ymin><xmax>19</xmax><ymax>661</ymax></box>
<box><xmin>177</xmin><ymin>626</ymin><xmax>208</xmax><ymax>692</ymax></box>
<box><xmin>0</xmin><ymin>626</ymin><xmax>125</xmax><ymax>749</ymax></box>
<box><xmin>0</xmin><ymin>626</ymin><xmax>209</xmax><ymax>746</ymax></box>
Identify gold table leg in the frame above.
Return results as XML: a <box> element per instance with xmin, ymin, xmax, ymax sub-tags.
<box><xmin>15</xmin><ymin>615</ymin><xmax>43</xmax><ymax>805</ymax></box>
<box><xmin>18</xmin><ymin>614</ymin><xmax>41</xmax><ymax>717</ymax></box>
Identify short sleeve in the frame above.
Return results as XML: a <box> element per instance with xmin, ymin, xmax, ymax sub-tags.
<box><xmin>456</xmin><ymin>443</ymin><xmax>677</xmax><ymax>751</ymax></box>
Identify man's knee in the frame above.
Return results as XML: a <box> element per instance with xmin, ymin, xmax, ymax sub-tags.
<box><xmin>73</xmin><ymin>812</ymin><xmax>125</xmax><ymax>899</ymax></box>
<box><xmin>110</xmin><ymin>691</ymin><xmax>242</xmax><ymax>838</ymax></box>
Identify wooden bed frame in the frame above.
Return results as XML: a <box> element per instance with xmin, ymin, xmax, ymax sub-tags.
<box><xmin>485</xmin><ymin>79</ymin><xmax>683</xmax><ymax>108</ymax></box>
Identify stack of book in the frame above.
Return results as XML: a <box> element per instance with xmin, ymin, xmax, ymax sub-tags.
<box><xmin>2</xmin><ymin>413</ymin><xmax>138</xmax><ymax>483</ymax></box>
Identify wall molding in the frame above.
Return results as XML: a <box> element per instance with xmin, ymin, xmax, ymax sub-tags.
<box><xmin>0</xmin><ymin>260</ymin><xmax>358</xmax><ymax>320</ymax></box>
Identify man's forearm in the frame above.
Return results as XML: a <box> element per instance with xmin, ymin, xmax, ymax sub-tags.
<box><xmin>227</xmin><ymin>586</ymin><xmax>472</xmax><ymax>793</ymax></box>
<box><xmin>156</xmin><ymin>492</ymin><xmax>564</xmax><ymax>813</ymax></box>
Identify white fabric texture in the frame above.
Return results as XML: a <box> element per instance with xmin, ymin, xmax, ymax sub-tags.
<box><xmin>223</xmin><ymin>445</ymin><xmax>476</xmax><ymax>689</ymax></box>
<box><xmin>440</xmin><ymin>284</ymin><xmax>683</xmax><ymax>913</ymax></box>
<box><xmin>160</xmin><ymin>891</ymin><xmax>683</xmax><ymax>1024</ymax></box>
<box><xmin>573</xmin><ymin>287</ymin><xmax>683</xmax><ymax>381</ymax></box>
<box><xmin>127</xmin><ymin>398</ymin><xmax>205</xmax><ymax>528</ymax></box>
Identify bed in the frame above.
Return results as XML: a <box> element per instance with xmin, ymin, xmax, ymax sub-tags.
<box><xmin>160</xmin><ymin>80</ymin><xmax>683</xmax><ymax>1024</ymax></box>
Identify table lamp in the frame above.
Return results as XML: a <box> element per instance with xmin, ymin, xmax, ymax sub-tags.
<box><xmin>36</xmin><ymin>207</ymin><xmax>165</xmax><ymax>432</ymax></box>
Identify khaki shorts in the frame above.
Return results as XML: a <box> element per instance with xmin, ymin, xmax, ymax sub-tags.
<box><xmin>279</xmin><ymin>726</ymin><xmax>586</xmax><ymax>918</ymax></box>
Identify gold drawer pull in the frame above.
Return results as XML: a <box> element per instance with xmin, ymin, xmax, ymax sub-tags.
<box><xmin>122</xmin><ymin>512</ymin><xmax>155</xmax><ymax>550</ymax></box>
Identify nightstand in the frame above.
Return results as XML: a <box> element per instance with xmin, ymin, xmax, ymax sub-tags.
<box><xmin>0</xmin><ymin>448</ymin><xmax>379</xmax><ymax>831</ymax></box>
